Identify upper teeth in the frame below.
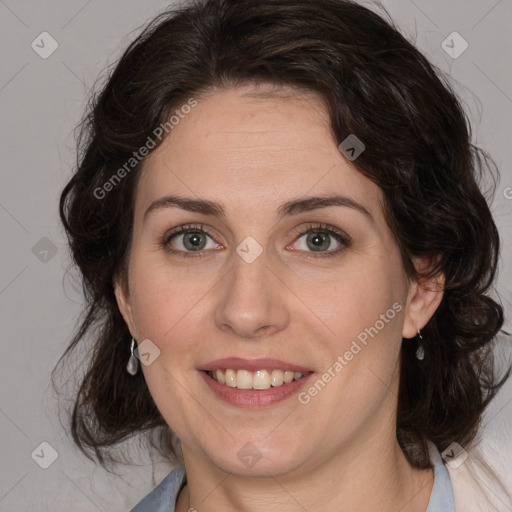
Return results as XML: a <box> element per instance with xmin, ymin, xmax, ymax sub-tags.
<box><xmin>208</xmin><ymin>369</ymin><xmax>304</xmax><ymax>389</ymax></box>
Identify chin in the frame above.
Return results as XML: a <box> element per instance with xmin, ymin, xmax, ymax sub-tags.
<box><xmin>202</xmin><ymin>437</ymin><xmax>307</xmax><ymax>478</ymax></box>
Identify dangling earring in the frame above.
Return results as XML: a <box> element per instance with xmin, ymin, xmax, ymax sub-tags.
<box><xmin>126</xmin><ymin>338</ymin><xmax>139</xmax><ymax>375</ymax></box>
<box><xmin>416</xmin><ymin>329</ymin><xmax>425</xmax><ymax>360</ymax></box>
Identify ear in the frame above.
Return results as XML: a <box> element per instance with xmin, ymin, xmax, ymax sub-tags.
<box><xmin>113</xmin><ymin>273</ymin><xmax>137</xmax><ymax>338</ymax></box>
<box><xmin>402</xmin><ymin>257</ymin><xmax>445</xmax><ymax>339</ymax></box>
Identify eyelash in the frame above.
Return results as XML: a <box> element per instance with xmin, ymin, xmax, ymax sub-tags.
<box><xmin>161</xmin><ymin>223</ymin><xmax>352</xmax><ymax>259</ymax></box>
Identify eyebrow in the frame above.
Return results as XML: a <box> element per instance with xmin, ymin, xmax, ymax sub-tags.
<box><xmin>143</xmin><ymin>193</ymin><xmax>373</xmax><ymax>223</ymax></box>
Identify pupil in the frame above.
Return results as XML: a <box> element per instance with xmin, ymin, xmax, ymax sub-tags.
<box><xmin>309</xmin><ymin>233</ymin><xmax>328</xmax><ymax>251</ymax></box>
<box><xmin>185</xmin><ymin>232</ymin><xmax>205</xmax><ymax>250</ymax></box>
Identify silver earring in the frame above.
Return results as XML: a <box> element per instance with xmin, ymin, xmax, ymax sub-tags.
<box><xmin>416</xmin><ymin>329</ymin><xmax>424</xmax><ymax>360</ymax></box>
<box><xmin>126</xmin><ymin>338</ymin><xmax>139</xmax><ymax>375</ymax></box>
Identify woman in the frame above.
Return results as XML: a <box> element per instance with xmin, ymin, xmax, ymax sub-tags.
<box><xmin>54</xmin><ymin>0</ymin><xmax>511</xmax><ymax>510</ymax></box>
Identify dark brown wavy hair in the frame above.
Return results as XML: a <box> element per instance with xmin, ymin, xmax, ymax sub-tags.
<box><xmin>53</xmin><ymin>0</ymin><xmax>511</xmax><ymax>474</ymax></box>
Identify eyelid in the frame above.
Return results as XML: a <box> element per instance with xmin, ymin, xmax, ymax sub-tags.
<box><xmin>162</xmin><ymin>223</ymin><xmax>222</xmax><ymax>258</ymax></box>
<box><xmin>289</xmin><ymin>222</ymin><xmax>352</xmax><ymax>246</ymax></box>
<box><xmin>162</xmin><ymin>223</ymin><xmax>217</xmax><ymax>246</ymax></box>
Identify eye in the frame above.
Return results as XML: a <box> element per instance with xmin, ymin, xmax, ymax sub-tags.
<box><xmin>288</xmin><ymin>223</ymin><xmax>351</xmax><ymax>258</ymax></box>
<box><xmin>162</xmin><ymin>224</ymin><xmax>221</xmax><ymax>258</ymax></box>
<box><xmin>161</xmin><ymin>222</ymin><xmax>351</xmax><ymax>259</ymax></box>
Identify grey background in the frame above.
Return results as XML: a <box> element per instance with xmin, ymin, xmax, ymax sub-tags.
<box><xmin>0</xmin><ymin>0</ymin><xmax>511</xmax><ymax>510</ymax></box>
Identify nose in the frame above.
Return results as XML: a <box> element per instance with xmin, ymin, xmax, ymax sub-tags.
<box><xmin>213</xmin><ymin>249</ymin><xmax>290</xmax><ymax>339</ymax></box>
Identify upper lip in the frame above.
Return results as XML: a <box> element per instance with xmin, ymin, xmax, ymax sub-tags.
<box><xmin>198</xmin><ymin>357</ymin><xmax>313</xmax><ymax>373</ymax></box>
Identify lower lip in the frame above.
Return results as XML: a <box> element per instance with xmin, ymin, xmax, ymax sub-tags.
<box><xmin>199</xmin><ymin>371</ymin><xmax>314</xmax><ymax>408</ymax></box>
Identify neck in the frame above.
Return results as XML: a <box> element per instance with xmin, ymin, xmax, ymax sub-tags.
<box><xmin>176</xmin><ymin>436</ymin><xmax>434</xmax><ymax>512</ymax></box>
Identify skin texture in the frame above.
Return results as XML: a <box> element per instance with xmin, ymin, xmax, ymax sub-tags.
<box><xmin>115</xmin><ymin>84</ymin><xmax>444</xmax><ymax>512</ymax></box>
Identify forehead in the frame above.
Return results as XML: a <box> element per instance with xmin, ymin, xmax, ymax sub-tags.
<box><xmin>135</xmin><ymin>85</ymin><xmax>383</xmax><ymax>222</ymax></box>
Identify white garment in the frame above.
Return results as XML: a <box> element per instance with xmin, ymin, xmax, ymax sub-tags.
<box><xmin>447</xmin><ymin>440</ymin><xmax>512</xmax><ymax>512</ymax></box>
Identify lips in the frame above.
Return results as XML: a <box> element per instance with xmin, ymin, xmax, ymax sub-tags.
<box><xmin>198</xmin><ymin>357</ymin><xmax>315</xmax><ymax>407</ymax></box>
<box><xmin>198</xmin><ymin>357</ymin><xmax>313</xmax><ymax>373</ymax></box>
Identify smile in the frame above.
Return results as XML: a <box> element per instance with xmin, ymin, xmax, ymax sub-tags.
<box><xmin>206</xmin><ymin>368</ymin><xmax>306</xmax><ymax>389</ymax></box>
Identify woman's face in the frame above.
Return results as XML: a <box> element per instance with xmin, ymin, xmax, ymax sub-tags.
<box><xmin>115</xmin><ymin>84</ymin><xmax>440</xmax><ymax>478</ymax></box>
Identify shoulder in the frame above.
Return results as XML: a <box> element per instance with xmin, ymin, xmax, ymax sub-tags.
<box><xmin>444</xmin><ymin>331</ymin><xmax>512</xmax><ymax>511</ymax></box>
<box><xmin>129</xmin><ymin>463</ymin><xmax>187</xmax><ymax>512</ymax></box>
<box><xmin>445</xmin><ymin>439</ymin><xmax>512</xmax><ymax>512</ymax></box>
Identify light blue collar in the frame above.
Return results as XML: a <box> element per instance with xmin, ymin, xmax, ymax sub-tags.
<box><xmin>130</xmin><ymin>463</ymin><xmax>186</xmax><ymax>512</ymax></box>
<box><xmin>426</xmin><ymin>440</ymin><xmax>456</xmax><ymax>511</ymax></box>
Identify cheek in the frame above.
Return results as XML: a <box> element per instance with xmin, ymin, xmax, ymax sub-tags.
<box><xmin>305</xmin><ymin>256</ymin><xmax>407</xmax><ymax>414</ymax></box>
<box><xmin>128</xmin><ymin>254</ymin><xmax>210</xmax><ymax>341</ymax></box>
<box><xmin>304</xmin><ymin>254</ymin><xmax>406</xmax><ymax>346</ymax></box>
<box><xmin>301</xmin><ymin>268</ymin><xmax>405</xmax><ymax>436</ymax></box>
